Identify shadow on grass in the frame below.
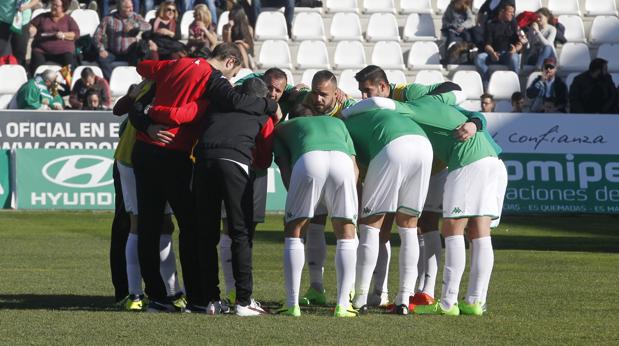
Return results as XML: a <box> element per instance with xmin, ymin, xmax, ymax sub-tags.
<box><xmin>0</xmin><ymin>294</ymin><xmax>116</xmax><ymax>311</ymax></box>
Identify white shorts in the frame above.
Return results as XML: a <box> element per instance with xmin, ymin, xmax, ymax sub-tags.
<box><xmin>361</xmin><ymin>135</ymin><xmax>432</xmax><ymax>218</ymax></box>
<box><xmin>443</xmin><ymin>157</ymin><xmax>507</xmax><ymax>220</ymax></box>
<box><xmin>285</xmin><ymin>151</ymin><xmax>358</xmax><ymax>223</ymax></box>
<box><xmin>117</xmin><ymin>162</ymin><xmax>172</xmax><ymax>215</ymax></box>
<box><xmin>423</xmin><ymin>168</ymin><xmax>448</xmax><ymax>213</ymax></box>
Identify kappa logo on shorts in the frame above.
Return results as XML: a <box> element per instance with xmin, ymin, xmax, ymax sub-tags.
<box><xmin>286</xmin><ymin>212</ymin><xmax>293</xmax><ymax>218</ymax></box>
<box><xmin>451</xmin><ymin>207</ymin><xmax>463</xmax><ymax>214</ymax></box>
<box><xmin>42</xmin><ymin>155</ymin><xmax>114</xmax><ymax>188</ymax></box>
<box><xmin>362</xmin><ymin>207</ymin><xmax>371</xmax><ymax>215</ymax></box>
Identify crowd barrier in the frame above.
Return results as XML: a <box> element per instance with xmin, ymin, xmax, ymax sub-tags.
<box><xmin>1</xmin><ymin>110</ymin><xmax>617</xmax><ymax>214</ymax></box>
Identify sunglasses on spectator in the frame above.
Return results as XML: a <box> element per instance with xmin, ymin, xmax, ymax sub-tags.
<box><xmin>544</xmin><ymin>64</ymin><xmax>556</xmax><ymax>70</ymax></box>
<box><xmin>166</xmin><ymin>8</ymin><xmax>176</xmax><ymax>12</ymax></box>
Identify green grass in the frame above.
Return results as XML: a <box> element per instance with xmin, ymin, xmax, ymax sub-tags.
<box><xmin>1</xmin><ymin>212</ymin><xmax>618</xmax><ymax>345</ymax></box>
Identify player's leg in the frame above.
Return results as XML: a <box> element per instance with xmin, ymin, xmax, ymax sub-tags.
<box><xmin>369</xmin><ymin>213</ymin><xmax>393</xmax><ymax>307</ymax></box>
<box><xmin>352</xmin><ymin>213</ymin><xmax>384</xmax><ymax>311</ymax></box>
<box><xmin>300</xmin><ymin>212</ymin><xmax>327</xmax><ymax>306</ymax></box>
<box><xmin>219</xmin><ymin>216</ymin><xmax>236</xmax><ymax>304</ymax></box>
<box><xmin>110</xmin><ymin>161</ymin><xmax>130</xmax><ymax>304</ymax></box>
<box><xmin>159</xmin><ymin>208</ymin><xmax>185</xmax><ymax>309</ymax></box>
<box><xmin>414</xmin><ymin>211</ymin><xmax>441</xmax><ymax>305</ymax></box>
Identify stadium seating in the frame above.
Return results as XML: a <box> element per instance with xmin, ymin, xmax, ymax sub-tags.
<box><xmin>585</xmin><ymin>0</ymin><xmax>618</xmax><ymax>16</ymax></box>
<box><xmin>487</xmin><ymin>71</ymin><xmax>521</xmax><ymax>99</ymax></box>
<box><xmin>217</xmin><ymin>11</ymin><xmax>229</xmax><ymax>39</ymax></box>
<box><xmin>0</xmin><ymin>94</ymin><xmax>14</xmax><ymax>109</ymax></box>
<box><xmin>301</xmin><ymin>69</ymin><xmax>320</xmax><ymax>85</ymax></box>
<box><xmin>559</xmin><ymin>42</ymin><xmax>591</xmax><ymax>72</ymax></box>
<box><xmin>292</xmin><ymin>12</ymin><xmax>326</xmax><ymax>41</ymax></box>
<box><xmin>589</xmin><ymin>16</ymin><xmax>619</xmax><ymax>44</ymax></box>
<box><xmin>611</xmin><ymin>73</ymin><xmax>619</xmax><ymax>86</ymax></box>
<box><xmin>329</xmin><ymin>13</ymin><xmax>363</xmax><ymax>41</ymax></box>
<box><xmin>362</xmin><ymin>0</ymin><xmax>396</xmax><ymax>13</ymax></box>
<box><xmin>406</xmin><ymin>41</ymin><xmax>442</xmax><ymax>70</ymax></box>
<box><xmin>231</xmin><ymin>68</ymin><xmax>253</xmax><ymax>84</ymax></box>
<box><xmin>436</xmin><ymin>0</ymin><xmax>451</xmax><ymax>14</ymax></box>
<box><xmin>366</xmin><ymin>13</ymin><xmax>400</xmax><ymax>41</ymax></box>
<box><xmin>384</xmin><ymin>69</ymin><xmax>408</xmax><ymax>84</ymax></box>
<box><xmin>403</xmin><ymin>13</ymin><xmax>437</xmax><ymax>41</ymax></box>
<box><xmin>459</xmin><ymin>99</ymin><xmax>482</xmax><ymax>111</ymax></box>
<box><xmin>371</xmin><ymin>41</ymin><xmax>405</xmax><ymax>70</ymax></box>
<box><xmin>144</xmin><ymin>9</ymin><xmax>156</xmax><ymax>23</ymax></box>
<box><xmin>282</xmin><ymin>68</ymin><xmax>295</xmax><ymax>85</ymax></box>
<box><xmin>109</xmin><ymin>66</ymin><xmax>142</xmax><ymax>98</ymax></box>
<box><xmin>414</xmin><ymin>70</ymin><xmax>445</xmax><ymax>85</ymax></box>
<box><xmin>472</xmin><ymin>0</ymin><xmax>485</xmax><ymax>12</ymax></box>
<box><xmin>558</xmin><ymin>15</ymin><xmax>586</xmax><ymax>43</ymax></box>
<box><xmin>526</xmin><ymin>71</ymin><xmax>543</xmax><ymax>88</ymax></box>
<box><xmin>597</xmin><ymin>44</ymin><xmax>619</xmax><ymax>72</ymax></box>
<box><xmin>515</xmin><ymin>0</ymin><xmax>542</xmax><ymax>15</ymax></box>
<box><xmin>400</xmin><ymin>0</ymin><xmax>434</xmax><ymax>14</ymax></box>
<box><xmin>333</xmin><ymin>41</ymin><xmax>367</xmax><ymax>69</ymax></box>
<box><xmin>71</xmin><ymin>65</ymin><xmax>104</xmax><ymax>88</ymax></box>
<box><xmin>31</xmin><ymin>8</ymin><xmax>49</xmax><ymax>19</ymax></box>
<box><xmin>548</xmin><ymin>0</ymin><xmax>581</xmax><ymax>15</ymax></box>
<box><xmin>258</xmin><ymin>40</ymin><xmax>292</xmax><ymax>69</ymax></box>
<box><xmin>180</xmin><ymin>10</ymin><xmax>194</xmax><ymax>40</ymax></box>
<box><xmin>451</xmin><ymin>70</ymin><xmax>484</xmax><ymax>100</ymax></box>
<box><xmin>565</xmin><ymin>72</ymin><xmax>579</xmax><ymax>90</ymax></box>
<box><xmin>70</xmin><ymin>9</ymin><xmax>100</xmax><ymax>37</ymax></box>
<box><xmin>0</xmin><ymin>65</ymin><xmax>28</xmax><ymax>95</ymax></box>
<box><xmin>326</xmin><ymin>0</ymin><xmax>359</xmax><ymax>13</ymax></box>
<box><xmin>296</xmin><ymin>40</ymin><xmax>331</xmax><ymax>69</ymax></box>
<box><xmin>338</xmin><ymin>69</ymin><xmax>362</xmax><ymax>98</ymax></box>
<box><xmin>255</xmin><ymin>11</ymin><xmax>289</xmax><ymax>40</ymax></box>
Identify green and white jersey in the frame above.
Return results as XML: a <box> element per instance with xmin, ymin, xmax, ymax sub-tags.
<box><xmin>273</xmin><ymin>115</ymin><xmax>356</xmax><ymax>167</ymax></box>
<box><xmin>342</xmin><ymin>108</ymin><xmax>427</xmax><ymax>168</ymax></box>
<box><xmin>234</xmin><ymin>72</ymin><xmax>298</xmax><ymax>115</ymax></box>
<box><xmin>389</xmin><ymin>82</ymin><xmax>457</xmax><ymax>105</ymax></box>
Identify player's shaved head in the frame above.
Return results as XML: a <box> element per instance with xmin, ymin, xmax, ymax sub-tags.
<box><xmin>311</xmin><ymin>70</ymin><xmax>338</xmax><ymax>114</ymax></box>
<box><xmin>311</xmin><ymin>70</ymin><xmax>337</xmax><ymax>89</ymax></box>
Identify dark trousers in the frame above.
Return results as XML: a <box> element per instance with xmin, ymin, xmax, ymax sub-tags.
<box><xmin>132</xmin><ymin>141</ymin><xmax>201</xmax><ymax>304</ymax></box>
<box><xmin>0</xmin><ymin>22</ymin><xmax>29</xmax><ymax>67</ymax></box>
<box><xmin>250</xmin><ymin>0</ymin><xmax>294</xmax><ymax>35</ymax></box>
<box><xmin>97</xmin><ymin>49</ymin><xmax>136</xmax><ymax>80</ymax></box>
<box><xmin>29</xmin><ymin>51</ymin><xmax>76</xmax><ymax>76</ymax></box>
<box><xmin>109</xmin><ymin>161</ymin><xmax>131</xmax><ymax>302</ymax></box>
<box><xmin>194</xmin><ymin>159</ymin><xmax>255</xmax><ymax>305</ymax></box>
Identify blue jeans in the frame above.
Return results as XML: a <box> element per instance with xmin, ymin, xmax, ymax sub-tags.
<box><xmin>534</xmin><ymin>45</ymin><xmax>555</xmax><ymax>69</ymax></box>
<box><xmin>251</xmin><ymin>0</ymin><xmax>295</xmax><ymax>35</ymax></box>
<box><xmin>475</xmin><ymin>51</ymin><xmax>521</xmax><ymax>82</ymax></box>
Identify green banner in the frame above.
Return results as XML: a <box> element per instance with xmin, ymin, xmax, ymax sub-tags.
<box><xmin>0</xmin><ymin>150</ymin><xmax>10</xmax><ymax>208</ymax></box>
<box><xmin>15</xmin><ymin>149</ymin><xmax>115</xmax><ymax>210</ymax></box>
<box><xmin>502</xmin><ymin>153</ymin><xmax>619</xmax><ymax>214</ymax></box>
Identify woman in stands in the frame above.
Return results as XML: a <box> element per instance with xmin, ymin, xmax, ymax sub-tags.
<box><xmin>187</xmin><ymin>4</ymin><xmax>217</xmax><ymax>55</ymax></box>
<box><xmin>222</xmin><ymin>5</ymin><xmax>254</xmax><ymax>69</ymax></box>
<box><xmin>441</xmin><ymin>0</ymin><xmax>483</xmax><ymax>63</ymax></box>
<box><xmin>145</xmin><ymin>0</ymin><xmax>186</xmax><ymax>60</ymax></box>
<box><xmin>0</xmin><ymin>0</ymin><xmax>40</xmax><ymax>67</ymax></box>
<box><xmin>525</xmin><ymin>8</ymin><xmax>557</xmax><ymax>70</ymax></box>
<box><xmin>28</xmin><ymin>0</ymin><xmax>79</xmax><ymax>76</ymax></box>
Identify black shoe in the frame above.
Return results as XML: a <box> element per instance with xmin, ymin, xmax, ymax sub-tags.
<box><xmin>356</xmin><ymin>304</ymin><xmax>369</xmax><ymax>315</ymax></box>
<box><xmin>183</xmin><ymin>304</ymin><xmax>209</xmax><ymax>314</ymax></box>
<box><xmin>394</xmin><ymin>304</ymin><xmax>409</xmax><ymax>316</ymax></box>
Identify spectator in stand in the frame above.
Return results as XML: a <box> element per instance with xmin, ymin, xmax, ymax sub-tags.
<box><xmin>510</xmin><ymin>92</ymin><xmax>525</xmax><ymax>112</ymax></box>
<box><xmin>223</xmin><ymin>5</ymin><xmax>253</xmax><ymax>68</ymax></box>
<box><xmin>0</xmin><ymin>0</ymin><xmax>40</xmax><ymax>67</ymax></box>
<box><xmin>83</xmin><ymin>90</ymin><xmax>104</xmax><ymax>110</ymax></box>
<box><xmin>94</xmin><ymin>0</ymin><xmax>151</xmax><ymax>80</ymax></box>
<box><xmin>248</xmin><ymin>0</ymin><xmax>294</xmax><ymax>38</ymax></box>
<box><xmin>542</xmin><ymin>98</ymin><xmax>557</xmax><ymax>113</ymax></box>
<box><xmin>526</xmin><ymin>57</ymin><xmax>567</xmax><ymax>113</ymax></box>
<box><xmin>69</xmin><ymin>67</ymin><xmax>112</xmax><ymax>109</ymax></box>
<box><xmin>477</xmin><ymin>0</ymin><xmax>514</xmax><ymax>25</ymax></box>
<box><xmin>187</xmin><ymin>4</ymin><xmax>217</xmax><ymax>55</ymax></box>
<box><xmin>180</xmin><ymin>0</ymin><xmax>218</xmax><ymax>27</ymax></box>
<box><xmin>28</xmin><ymin>0</ymin><xmax>80</xmax><ymax>76</ymax></box>
<box><xmin>480</xmin><ymin>93</ymin><xmax>495</xmax><ymax>112</ymax></box>
<box><xmin>442</xmin><ymin>0</ymin><xmax>483</xmax><ymax>51</ymax></box>
<box><xmin>569</xmin><ymin>58</ymin><xmax>619</xmax><ymax>114</ymax></box>
<box><xmin>145</xmin><ymin>1</ymin><xmax>186</xmax><ymax>60</ymax></box>
<box><xmin>16</xmin><ymin>69</ymin><xmax>64</xmax><ymax>110</ymax></box>
<box><xmin>475</xmin><ymin>3</ymin><xmax>525</xmax><ymax>84</ymax></box>
<box><xmin>524</xmin><ymin>8</ymin><xmax>557</xmax><ymax>70</ymax></box>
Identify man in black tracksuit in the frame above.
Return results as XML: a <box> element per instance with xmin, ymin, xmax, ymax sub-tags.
<box><xmin>192</xmin><ymin>78</ymin><xmax>274</xmax><ymax>316</ymax></box>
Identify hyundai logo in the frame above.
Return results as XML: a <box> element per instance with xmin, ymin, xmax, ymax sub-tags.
<box><xmin>42</xmin><ymin>155</ymin><xmax>114</xmax><ymax>188</ymax></box>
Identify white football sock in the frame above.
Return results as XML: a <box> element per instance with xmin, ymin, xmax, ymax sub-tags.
<box><xmin>422</xmin><ymin>230</ymin><xmax>441</xmax><ymax>297</ymax></box>
<box><xmin>219</xmin><ymin>233</ymin><xmax>235</xmax><ymax>297</ymax></box>
<box><xmin>335</xmin><ymin>238</ymin><xmax>357</xmax><ymax>308</ymax></box>
<box><xmin>395</xmin><ymin>227</ymin><xmax>419</xmax><ymax>306</ymax></box>
<box><xmin>416</xmin><ymin>233</ymin><xmax>426</xmax><ymax>293</ymax></box>
<box><xmin>441</xmin><ymin>235</ymin><xmax>466</xmax><ymax>309</ymax></box>
<box><xmin>125</xmin><ymin>233</ymin><xmax>143</xmax><ymax>296</ymax></box>
<box><xmin>373</xmin><ymin>240</ymin><xmax>391</xmax><ymax>294</ymax></box>
<box><xmin>466</xmin><ymin>236</ymin><xmax>494</xmax><ymax>305</ymax></box>
<box><xmin>353</xmin><ymin>224</ymin><xmax>380</xmax><ymax>308</ymax></box>
<box><xmin>284</xmin><ymin>237</ymin><xmax>305</xmax><ymax>308</ymax></box>
<box><xmin>159</xmin><ymin>234</ymin><xmax>179</xmax><ymax>296</ymax></box>
<box><xmin>305</xmin><ymin>223</ymin><xmax>326</xmax><ymax>291</ymax></box>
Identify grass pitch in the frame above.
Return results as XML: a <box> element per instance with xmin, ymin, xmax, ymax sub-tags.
<box><xmin>0</xmin><ymin>212</ymin><xmax>618</xmax><ymax>345</ymax></box>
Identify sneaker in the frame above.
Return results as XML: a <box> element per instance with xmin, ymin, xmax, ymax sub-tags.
<box><xmin>334</xmin><ymin>305</ymin><xmax>358</xmax><ymax>318</ymax></box>
<box><xmin>414</xmin><ymin>301</ymin><xmax>460</xmax><ymax>316</ymax></box>
<box><xmin>236</xmin><ymin>299</ymin><xmax>269</xmax><ymax>316</ymax></box>
<box><xmin>119</xmin><ymin>294</ymin><xmax>144</xmax><ymax>311</ymax></box>
<box><xmin>354</xmin><ymin>304</ymin><xmax>369</xmax><ymax>315</ymax></box>
<box><xmin>207</xmin><ymin>300</ymin><xmax>231</xmax><ymax>315</ymax></box>
<box><xmin>146</xmin><ymin>300</ymin><xmax>179</xmax><ymax>313</ymax></box>
<box><xmin>459</xmin><ymin>300</ymin><xmax>484</xmax><ymax>316</ymax></box>
<box><xmin>367</xmin><ymin>291</ymin><xmax>390</xmax><ymax>307</ymax></box>
<box><xmin>300</xmin><ymin>287</ymin><xmax>327</xmax><ymax>306</ymax></box>
<box><xmin>276</xmin><ymin>305</ymin><xmax>301</xmax><ymax>317</ymax></box>
<box><xmin>391</xmin><ymin>304</ymin><xmax>409</xmax><ymax>316</ymax></box>
<box><xmin>411</xmin><ymin>292</ymin><xmax>435</xmax><ymax>306</ymax></box>
<box><xmin>183</xmin><ymin>304</ymin><xmax>209</xmax><ymax>313</ymax></box>
<box><xmin>171</xmin><ymin>293</ymin><xmax>187</xmax><ymax>310</ymax></box>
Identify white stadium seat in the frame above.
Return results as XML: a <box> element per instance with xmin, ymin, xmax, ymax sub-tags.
<box><xmin>180</xmin><ymin>10</ymin><xmax>194</xmax><ymax>40</ymax></box>
<box><xmin>473</xmin><ymin>0</ymin><xmax>485</xmax><ymax>12</ymax></box>
<box><xmin>0</xmin><ymin>65</ymin><xmax>28</xmax><ymax>94</ymax></box>
<box><xmin>0</xmin><ymin>94</ymin><xmax>14</xmax><ymax>110</ymax></box>
<box><xmin>611</xmin><ymin>73</ymin><xmax>619</xmax><ymax>86</ymax></box>
<box><xmin>565</xmin><ymin>72</ymin><xmax>579</xmax><ymax>91</ymax></box>
<box><xmin>110</xmin><ymin>66</ymin><xmax>142</xmax><ymax>98</ymax></box>
<box><xmin>292</xmin><ymin>12</ymin><xmax>326</xmax><ymax>41</ymax></box>
<box><xmin>71</xmin><ymin>65</ymin><xmax>104</xmax><ymax>88</ymax></box>
<box><xmin>414</xmin><ymin>70</ymin><xmax>444</xmax><ymax>85</ymax></box>
<box><xmin>70</xmin><ymin>9</ymin><xmax>100</xmax><ymax>37</ymax></box>
<box><xmin>326</xmin><ymin>0</ymin><xmax>359</xmax><ymax>13</ymax></box>
<box><xmin>282</xmin><ymin>68</ymin><xmax>295</xmax><ymax>85</ymax></box>
<box><xmin>558</xmin><ymin>43</ymin><xmax>591</xmax><ymax>72</ymax></box>
<box><xmin>487</xmin><ymin>71</ymin><xmax>521</xmax><ymax>99</ymax></box>
<box><xmin>144</xmin><ymin>9</ymin><xmax>157</xmax><ymax>23</ymax></box>
<box><xmin>597</xmin><ymin>44</ymin><xmax>619</xmax><ymax>72</ymax></box>
<box><xmin>296</xmin><ymin>40</ymin><xmax>331</xmax><ymax>69</ymax></box>
<box><xmin>495</xmin><ymin>100</ymin><xmax>512</xmax><ymax>112</ymax></box>
<box><xmin>526</xmin><ymin>71</ymin><xmax>543</xmax><ymax>89</ymax></box>
<box><xmin>460</xmin><ymin>99</ymin><xmax>482</xmax><ymax>111</ymax></box>
<box><xmin>330</xmin><ymin>13</ymin><xmax>363</xmax><ymax>41</ymax></box>
<box><xmin>31</xmin><ymin>8</ymin><xmax>49</xmax><ymax>19</ymax></box>
<box><xmin>406</xmin><ymin>41</ymin><xmax>442</xmax><ymax>70</ymax></box>
<box><xmin>451</xmin><ymin>70</ymin><xmax>484</xmax><ymax>99</ymax></box>
<box><xmin>558</xmin><ymin>15</ymin><xmax>586</xmax><ymax>43</ymax></box>
<box><xmin>258</xmin><ymin>40</ymin><xmax>292</xmax><ymax>69</ymax></box>
<box><xmin>217</xmin><ymin>11</ymin><xmax>229</xmax><ymax>39</ymax></box>
<box><xmin>301</xmin><ymin>69</ymin><xmax>321</xmax><ymax>86</ymax></box>
<box><xmin>548</xmin><ymin>0</ymin><xmax>581</xmax><ymax>15</ymax></box>
<box><xmin>338</xmin><ymin>69</ymin><xmax>362</xmax><ymax>98</ymax></box>
<box><xmin>333</xmin><ymin>41</ymin><xmax>367</xmax><ymax>69</ymax></box>
<box><xmin>585</xmin><ymin>0</ymin><xmax>618</xmax><ymax>16</ymax></box>
<box><xmin>371</xmin><ymin>41</ymin><xmax>405</xmax><ymax>70</ymax></box>
<box><xmin>363</xmin><ymin>0</ymin><xmax>396</xmax><ymax>13</ymax></box>
<box><xmin>385</xmin><ymin>69</ymin><xmax>408</xmax><ymax>84</ymax></box>
<box><xmin>436</xmin><ymin>0</ymin><xmax>451</xmax><ymax>14</ymax></box>
<box><xmin>366</xmin><ymin>13</ymin><xmax>400</xmax><ymax>42</ymax></box>
<box><xmin>589</xmin><ymin>16</ymin><xmax>619</xmax><ymax>44</ymax></box>
<box><xmin>515</xmin><ymin>0</ymin><xmax>542</xmax><ymax>14</ymax></box>
<box><xmin>400</xmin><ymin>0</ymin><xmax>433</xmax><ymax>14</ymax></box>
<box><xmin>231</xmin><ymin>68</ymin><xmax>253</xmax><ymax>84</ymax></box>
<box><xmin>403</xmin><ymin>13</ymin><xmax>437</xmax><ymax>41</ymax></box>
<box><xmin>254</xmin><ymin>11</ymin><xmax>288</xmax><ymax>40</ymax></box>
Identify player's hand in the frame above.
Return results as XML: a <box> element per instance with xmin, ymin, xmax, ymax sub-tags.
<box><xmin>147</xmin><ymin>124</ymin><xmax>175</xmax><ymax>144</ymax></box>
<box><xmin>335</xmin><ymin>88</ymin><xmax>348</xmax><ymax>103</ymax></box>
<box><xmin>453</xmin><ymin>122</ymin><xmax>477</xmax><ymax>141</ymax></box>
